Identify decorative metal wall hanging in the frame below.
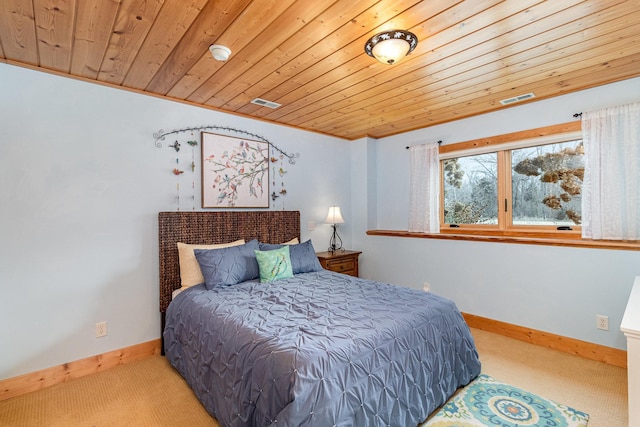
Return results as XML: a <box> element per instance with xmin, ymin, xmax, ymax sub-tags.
<box><xmin>154</xmin><ymin>125</ymin><xmax>298</xmax><ymax>164</ymax></box>
<box><xmin>154</xmin><ymin>125</ymin><xmax>299</xmax><ymax>210</ymax></box>
<box><xmin>166</xmin><ymin>137</ymin><xmax>197</xmax><ymax>211</ymax></box>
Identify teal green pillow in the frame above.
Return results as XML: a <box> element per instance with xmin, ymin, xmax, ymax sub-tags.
<box><xmin>255</xmin><ymin>246</ymin><xmax>293</xmax><ymax>282</ymax></box>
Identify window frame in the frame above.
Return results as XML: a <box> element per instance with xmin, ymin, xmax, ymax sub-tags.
<box><xmin>439</xmin><ymin>122</ymin><xmax>584</xmax><ymax>239</ymax></box>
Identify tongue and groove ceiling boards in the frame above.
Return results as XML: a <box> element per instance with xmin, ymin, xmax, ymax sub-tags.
<box><xmin>1</xmin><ymin>0</ymin><xmax>638</xmax><ymax>140</ymax></box>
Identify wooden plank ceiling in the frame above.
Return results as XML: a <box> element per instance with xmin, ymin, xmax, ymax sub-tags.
<box><xmin>1</xmin><ymin>0</ymin><xmax>638</xmax><ymax>140</ymax></box>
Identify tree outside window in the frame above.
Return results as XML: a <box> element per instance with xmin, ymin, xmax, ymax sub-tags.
<box><xmin>443</xmin><ymin>154</ymin><xmax>498</xmax><ymax>225</ymax></box>
<box><xmin>442</xmin><ymin>139</ymin><xmax>584</xmax><ymax>231</ymax></box>
<box><xmin>511</xmin><ymin>141</ymin><xmax>584</xmax><ymax>226</ymax></box>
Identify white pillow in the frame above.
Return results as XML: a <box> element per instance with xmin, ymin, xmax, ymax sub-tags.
<box><xmin>283</xmin><ymin>237</ymin><xmax>299</xmax><ymax>245</ymax></box>
<box><xmin>177</xmin><ymin>240</ymin><xmax>245</xmax><ymax>288</ymax></box>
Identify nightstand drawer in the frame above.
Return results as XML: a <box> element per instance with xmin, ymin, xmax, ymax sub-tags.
<box><xmin>316</xmin><ymin>250</ymin><xmax>362</xmax><ymax>277</ymax></box>
<box><xmin>325</xmin><ymin>258</ymin><xmax>355</xmax><ymax>274</ymax></box>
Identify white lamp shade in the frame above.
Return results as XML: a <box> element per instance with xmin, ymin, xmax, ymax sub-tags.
<box><xmin>325</xmin><ymin>206</ymin><xmax>344</xmax><ymax>224</ymax></box>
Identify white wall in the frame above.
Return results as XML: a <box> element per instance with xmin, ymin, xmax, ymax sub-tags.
<box><xmin>352</xmin><ymin>78</ymin><xmax>640</xmax><ymax>351</ymax></box>
<box><xmin>0</xmin><ymin>63</ymin><xmax>352</xmax><ymax>379</ymax></box>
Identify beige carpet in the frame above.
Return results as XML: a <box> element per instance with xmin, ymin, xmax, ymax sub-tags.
<box><xmin>471</xmin><ymin>329</ymin><xmax>627</xmax><ymax>427</ymax></box>
<box><xmin>0</xmin><ymin>328</ymin><xmax>627</xmax><ymax>427</ymax></box>
<box><xmin>0</xmin><ymin>356</ymin><xmax>218</xmax><ymax>427</ymax></box>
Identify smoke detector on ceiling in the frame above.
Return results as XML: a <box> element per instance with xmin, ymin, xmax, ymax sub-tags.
<box><xmin>209</xmin><ymin>45</ymin><xmax>231</xmax><ymax>61</ymax></box>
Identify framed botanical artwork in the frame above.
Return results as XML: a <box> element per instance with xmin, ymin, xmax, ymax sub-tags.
<box><xmin>201</xmin><ymin>132</ymin><xmax>269</xmax><ymax>208</ymax></box>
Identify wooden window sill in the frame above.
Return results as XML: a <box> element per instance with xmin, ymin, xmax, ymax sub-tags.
<box><xmin>366</xmin><ymin>229</ymin><xmax>640</xmax><ymax>251</ymax></box>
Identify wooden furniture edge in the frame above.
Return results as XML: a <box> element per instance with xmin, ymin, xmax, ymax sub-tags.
<box><xmin>0</xmin><ymin>339</ymin><xmax>161</xmax><ymax>401</ymax></box>
<box><xmin>315</xmin><ymin>250</ymin><xmax>362</xmax><ymax>257</ymax></box>
<box><xmin>463</xmin><ymin>313</ymin><xmax>627</xmax><ymax>368</ymax></box>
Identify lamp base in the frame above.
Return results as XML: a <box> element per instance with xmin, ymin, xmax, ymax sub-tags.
<box><xmin>328</xmin><ymin>224</ymin><xmax>343</xmax><ymax>253</ymax></box>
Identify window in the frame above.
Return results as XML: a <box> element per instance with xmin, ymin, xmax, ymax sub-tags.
<box><xmin>440</xmin><ymin>128</ymin><xmax>584</xmax><ymax>236</ymax></box>
<box><xmin>443</xmin><ymin>153</ymin><xmax>498</xmax><ymax>225</ymax></box>
<box><xmin>510</xmin><ymin>142</ymin><xmax>583</xmax><ymax>227</ymax></box>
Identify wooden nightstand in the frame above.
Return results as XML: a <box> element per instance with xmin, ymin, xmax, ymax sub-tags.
<box><xmin>316</xmin><ymin>250</ymin><xmax>362</xmax><ymax>277</ymax></box>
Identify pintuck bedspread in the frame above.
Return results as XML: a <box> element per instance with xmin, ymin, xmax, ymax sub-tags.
<box><xmin>164</xmin><ymin>270</ymin><xmax>481</xmax><ymax>427</ymax></box>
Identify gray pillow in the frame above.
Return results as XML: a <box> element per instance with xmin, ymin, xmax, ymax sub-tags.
<box><xmin>194</xmin><ymin>239</ymin><xmax>260</xmax><ymax>289</ymax></box>
<box><xmin>259</xmin><ymin>239</ymin><xmax>323</xmax><ymax>274</ymax></box>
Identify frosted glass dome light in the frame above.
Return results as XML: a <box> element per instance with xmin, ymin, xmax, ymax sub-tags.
<box><xmin>364</xmin><ymin>30</ymin><xmax>418</xmax><ymax>65</ymax></box>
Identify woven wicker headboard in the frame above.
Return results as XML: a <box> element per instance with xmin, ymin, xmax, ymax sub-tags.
<box><xmin>158</xmin><ymin>211</ymin><xmax>300</xmax><ymax>313</ymax></box>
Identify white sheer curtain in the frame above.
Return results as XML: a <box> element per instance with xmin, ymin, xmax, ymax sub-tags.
<box><xmin>582</xmin><ymin>101</ymin><xmax>640</xmax><ymax>240</ymax></box>
<box><xmin>408</xmin><ymin>142</ymin><xmax>440</xmax><ymax>233</ymax></box>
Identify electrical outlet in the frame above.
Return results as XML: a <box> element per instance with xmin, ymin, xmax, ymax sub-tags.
<box><xmin>596</xmin><ymin>315</ymin><xmax>609</xmax><ymax>331</ymax></box>
<box><xmin>423</xmin><ymin>282</ymin><xmax>430</xmax><ymax>292</ymax></box>
<box><xmin>96</xmin><ymin>321</ymin><xmax>107</xmax><ymax>338</ymax></box>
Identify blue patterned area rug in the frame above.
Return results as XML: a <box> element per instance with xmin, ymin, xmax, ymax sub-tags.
<box><xmin>423</xmin><ymin>374</ymin><xmax>589</xmax><ymax>427</ymax></box>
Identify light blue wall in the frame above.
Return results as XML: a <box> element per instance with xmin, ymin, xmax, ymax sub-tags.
<box><xmin>0</xmin><ymin>63</ymin><xmax>351</xmax><ymax>379</ymax></box>
<box><xmin>1</xmin><ymin>62</ymin><xmax>638</xmax><ymax>380</ymax></box>
<box><xmin>352</xmin><ymin>77</ymin><xmax>640</xmax><ymax>351</ymax></box>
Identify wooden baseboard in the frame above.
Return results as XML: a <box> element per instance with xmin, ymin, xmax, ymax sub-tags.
<box><xmin>0</xmin><ymin>339</ymin><xmax>161</xmax><ymax>401</ymax></box>
<box><xmin>463</xmin><ymin>313</ymin><xmax>627</xmax><ymax>368</ymax></box>
<box><xmin>1</xmin><ymin>317</ymin><xmax>626</xmax><ymax>401</ymax></box>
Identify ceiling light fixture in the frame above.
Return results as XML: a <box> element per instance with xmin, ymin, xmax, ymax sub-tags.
<box><xmin>364</xmin><ymin>30</ymin><xmax>418</xmax><ymax>65</ymax></box>
<box><xmin>209</xmin><ymin>44</ymin><xmax>231</xmax><ymax>61</ymax></box>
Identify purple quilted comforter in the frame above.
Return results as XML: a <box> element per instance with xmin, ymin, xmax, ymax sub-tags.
<box><xmin>164</xmin><ymin>271</ymin><xmax>480</xmax><ymax>426</ymax></box>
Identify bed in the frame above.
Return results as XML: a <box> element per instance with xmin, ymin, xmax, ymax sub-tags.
<box><xmin>159</xmin><ymin>211</ymin><xmax>481</xmax><ymax>426</ymax></box>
